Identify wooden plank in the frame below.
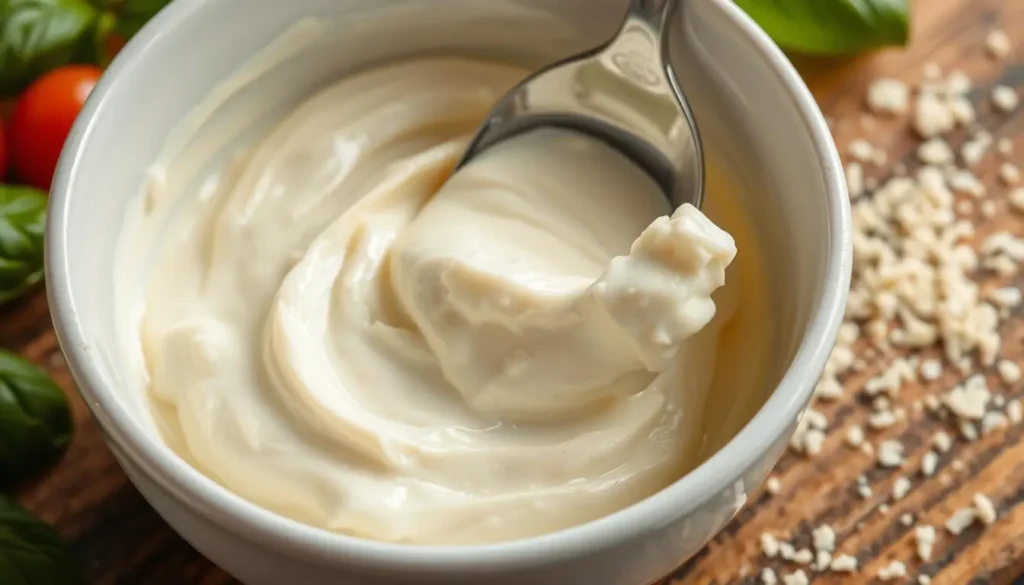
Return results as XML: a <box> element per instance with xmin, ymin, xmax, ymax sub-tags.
<box><xmin>11</xmin><ymin>0</ymin><xmax>1022</xmax><ymax>582</ymax></box>
<box><xmin>672</xmin><ymin>0</ymin><xmax>1024</xmax><ymax>583</ymax></box>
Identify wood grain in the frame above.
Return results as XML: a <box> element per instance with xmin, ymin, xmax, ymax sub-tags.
<box><xmin>671</xmin><ymin>0</ymin><xmax>1024</xmax><ymax>583</ymax></box>
<box><xmin>11</xmin><ymin>0</ymin><xmax>1023</xmax><ymax>583</ymax></box>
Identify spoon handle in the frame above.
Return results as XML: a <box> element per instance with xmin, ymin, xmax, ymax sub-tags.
<box><xmin>626</xmin><ymin>0</ymin><xmax>679</xmax><ymax>34</ymax></box>
<box><xmin>601</xmin><ymin>0</ymin><xmax>679</xmax><ymax>90</ymax></box>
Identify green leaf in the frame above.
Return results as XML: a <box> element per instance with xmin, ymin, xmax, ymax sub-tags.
<box><xmin>68</xmin><ymin>8</ymin><xmax>114</xmax><ymax>66</ymax></box>
<box><xmin>0</xmin><ymin>350</ymin><xmax>73</xmax><ymax>490</ymax></box>
<box><xmin>734</xmin><ymin>0</ymin><xmax>910</xmax><ymax>56</ymax></box>
<box><xmin>88</xmin><ymin>0</ymin><xmax>170</xmax><ymax>39</ymax></box>
<box><xmin>0</xmin><ymin>495</ymin><xmax>82</xmax><ymax>584</ymax></box>
<box><xmin>0</xmin><ymin>0</ymin><xmax>97</xmax><ymax>96</ymax></box>
<box><xmin>0</xmin><ymin>186</ymin><xmax>46</xmax><ymax>304</ymax></box>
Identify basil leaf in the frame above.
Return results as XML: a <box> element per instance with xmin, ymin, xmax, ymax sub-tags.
<box><xmin>0</xmin><ymin>495</ymin><xmax>82</xmax><ymax>584</ymax></box>
<box><xmin>67</xmin><ymin>8</ymin><xmax>114</xmax><ymax>66</ymax></box>
<box><xmin>89</xmin><ymin>0</ymin><xmax>170</xmax><ymax>39</ymax></box>
<box><xmin>734</xmin><ymin>0</ymin><xmax>909</xmax><ymax>55</ymax></box>
<box><xmin>0</xmin><ymin>0</ymin><xmax>97</xmax><ymax>96</ymax></box>
<box><xmin>0</xmin><ymin>186</ymin><xmax>46</xmax><ymax>304</ymax></box>
<box><xmin>0</xmin><ymin>350</ymin><xmax>72</xmax><ymax>489</ymax></box>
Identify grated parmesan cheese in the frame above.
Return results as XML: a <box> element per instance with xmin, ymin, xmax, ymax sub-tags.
<box><xmin>993</xmin><ymin>85</ymin><xmax>1020</xmax><ymax>112</ymax></box>
<box><xmin>878</xmin><ymin>560</ymin><xmax>907</xmax><ymax>581</ymax></box>
<box><xmin>974</xmin><ymin>493</ymin><xmax>997</xmax><ymax>525</ymax></box>
<box><xmin>830</xmin><ymin>554</ymin><xmax>859</xmax><ymax>572</ymax></box>
<box><xmin>915</xmin><ymin>525</ymin><xmax>936</xmax><ymax>560</ymax></box>
<box><xmin>812</xmin><ymin>524</ymin><xmax>836</xmax><ymax>552</ymax></box>
<box><xmin>867</xmin><ymin>78</ymin><xmax>910</xmax><ymax>115</ymax></box>
<box><xmin>921</xmin><ymin>451</ymin><xmax>939</xmax><ymax>477</ymax></box>
<box><xmin>892</xmin><ymin>476</ymin><xmax>911</xmax><ymax>500</ymax></box>
<box><xmin>878</xmin><ymin>440</ymin><xmax>905</xmax><ymax>468</ymax></box>
<box><xmin>986</xmin><ymin>30</ymin><xmax>1011</xmax><ymax>59</ymax></box>
<box><xmin>946</xmin><ymin>507</ymin><xmax>977</xmax><ymax>534</ymax></box>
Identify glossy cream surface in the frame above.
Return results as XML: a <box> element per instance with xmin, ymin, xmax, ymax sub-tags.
<box><xmin>121</xmin><ymin>56</ymin><xmax>770</xmax><ymax>544</ymax></box>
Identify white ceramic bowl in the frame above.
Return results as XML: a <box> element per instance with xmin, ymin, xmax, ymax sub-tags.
<box><xmin>46</xmin><ymin>0</ymin><xmax>850</xmax><ymax>583</ymax></box>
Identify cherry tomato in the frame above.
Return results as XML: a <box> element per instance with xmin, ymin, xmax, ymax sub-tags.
<box><xmin>9</xmin><ymin>65</ymin><xmax>103</xmax><ymax>191</ymax></box>
<box><xmin>0</xmin><ymin>118</ymin><xmax>7</xmax><ymax>181</ymax></box>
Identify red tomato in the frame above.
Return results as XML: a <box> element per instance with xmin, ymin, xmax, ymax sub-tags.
<box><xmin>0</xmin><ymin>118</ymin><xmax>7</xmax><ymax>181</ymax></box>
<box><xmin>9</xmin><ymin>65</ymin><xmax>103</xmax><ymax>191</ymax></box>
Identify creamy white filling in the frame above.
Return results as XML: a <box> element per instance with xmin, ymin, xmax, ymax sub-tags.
<box><xmin>129</xmin><ymin>57</ymin><xmax>738</xmax><ymax>544</ymax></box>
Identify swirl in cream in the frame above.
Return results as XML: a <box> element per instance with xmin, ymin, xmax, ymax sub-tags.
<box><xmin>130</xmin><ymin>58</ymin><xmax>742</xmax><ymax>544</ymax></box>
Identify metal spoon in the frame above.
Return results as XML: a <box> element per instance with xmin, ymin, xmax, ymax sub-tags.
<box><xmin>457</xmin><ymin>0</ymin><xmax>702</xmax><ymax>208</ymax></box>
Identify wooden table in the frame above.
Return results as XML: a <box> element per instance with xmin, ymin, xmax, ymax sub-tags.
<box><xmin>13</xmin><ymin>0</ymin><xmax>1023</xmax><ymax>582</ymax></box>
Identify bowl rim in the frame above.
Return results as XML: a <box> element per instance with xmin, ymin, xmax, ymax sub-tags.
<box><xmin>46</xmin><ymin>0</ymin><xmax>851</xmax><ymax>573</ymax></box>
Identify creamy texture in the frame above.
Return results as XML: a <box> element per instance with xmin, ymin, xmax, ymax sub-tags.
<box><xmin>126</xmin><ymin>57</ymin><xmax>752</xmax><ymax>544</ymax></box>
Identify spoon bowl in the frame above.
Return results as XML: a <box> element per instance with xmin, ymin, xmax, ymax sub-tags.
<box><xmin>457</xmin><ymin>0</ymin><xmax>703</xmax><ymax>208</ymax></box>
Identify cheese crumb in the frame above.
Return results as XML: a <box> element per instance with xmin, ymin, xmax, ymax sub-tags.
<box><xmin>915</xmin><ymin>525</ymin><xmax>936</xmax><ymax>561</ymax></box>
<box><xmin>998</xmin><ymin>360</ymin><xmax>1022</xmax><ymax>384</ymax></box>
<box><xmin>878</xmin><ymin>560</ymin><xmax>907</xmax><ymax>581</ymax></box>
<box><xmin>943</xmin><ymin>385</ymin><xmax>989</xmax><ymax>420</ymax></box>
<box><xmin>920</xmin><ymin>359</ymin><xmax>942</xmax><ymax>381</ymax></box>
<box><xmin>960</xmin><ymin>421</ymin><xmax>979</xmax><ymax>441</ymax></box>
<box><xmin>982</xmin><ymin>411</ymin><xmax>1008</xmax><ymax>435</ymax></box>
<box><xmin>761</xmin><ymin>532</ymin><xmax>780</xmax><ymax>558</ymax></box>
<box><xmin>830</xmin><ymin>554</ymin><xmax>859</xmax><ymax>573</ymax></box>
<box><xmin>791</xmin><ymin>548</ymin><xmax>814</xmax><ymax>565</ymax></box>
<box><xmin>945</xmin><ymin>70</ymin><xmax>972</xmax><ymax>95</ymax></box>
<box><xmin>1000</xmin><ymin>163</ymin><xmax>1021</xmax><ymax>185</ymax></box>
<box><xmin>918</xmin><ymin>139</ymin><xmax>954</xmax><ymax>165</ymax></box>
<box><xmin>1010</xmin><ymin>188</ymin><xmax>1024</xmax><ymax>212</ymax></box>
<box><xmin>804</xmin><ymin>429</ymin><xmax>826</xmax><ymax>456</ymax></box>
<box><xmin>974</xmin><ymin>492</ymin><xmax>997</xmax><ymax>526</ymax></box>
<box><xmin>857</xmin><ymin>483</ymin><xmax>873</xmax><ymax>499</ymax></box>
<box><xmin>812</xmin><ymin>524</ymin><xmax>836</xmax><ymax>552</ymax></box>
<box><xmin>921</xmin><ymin>451</ymin><xmax>939</xmax><ymax>477</ymax></box>
<box><xmin>766</xmin><ymin>476</ymin><xmax>782</xmax><ymax>495</ymax></box>
<box><xmin>869</xmin><ymin>410</ymin><xmax>898</xmax><ymax>430</ymax></box>
<box><xmin>986</xmin><ymin>29</ymin><xmax>1011</xmax><ymax>59</ymax></box>
<box><xmin>946</xmin><ymin>507</ymin><xmax>977</xmax><ymax>534</ymax></box>
<box><xmin>948</xmin><ymin>97</ymin><xmax>975</xmax><ymax>126</ymax></box>
<box><xmin>762</xmin><ymin>568</ymin><xmax>778</xmax><ymax>585</ymax></box>
<box><xmin>868</xmin><ymin>78</ymin><xmax>910</xmax><ymax>115</ymax></box>
<box><xmin>900</xmin><ymin>513</ymin><xmax>914</xmax><ymax>526</ymax></box>
<box><xmin>962</xmin><ymin>132</ymin><xmax>993</xmax><ymax>166</ymax></box>
<box><xmin>878</xmin><ymin>440</ymin><xmax>904</xmax><ymax>468</ymax></box>
<box><xmin>806</xmin><ymin>409</ymin><xmax>828</xmax><ymax>430</ymax></box>
<box><xmin>989</xmin><ymin>287</ymin><xmax>1023</xmax><ymax>309</ymax></box>
<box><xmin>914</xmin><ymin>91</ymin><xmax>955</xmax><ymax>137</ymax></box>
<box><xmin>780</xmin><ymin>542</ymin><xmax>796</xmax><ymax>560</ymax></box>
<box><xmin>1007</xmin><ymin>399</ymin><xmax>1023</xmax><ymax>423</ymax></box>
<box><xmin>934</xmin><ymin>431</ymin><xmax>953</xmax><ymax>453</ymax></box>
<box><xmin>815</xmin><ymin>376</ymin><xmax>844</xmax><ymax>401</ymax></box>
<box><xmin>814</xmin><ymin>550</ymin><xmax>832</xmax><ymax>571</ymax></box>
<box><xmin>782</xmin><ymin>570</ymin><xmax>809</xmax><ymax>585</ymax></box>
<box><xmin>846</xmin><ymin>425</ymin><xmax>865</xmax><ymax>448</ymax></box>
<box><xmin>849</xmin><ymin>139</ymin><xmax>877</xmax><ymax>162</ymax></box>
<box><xmin>892</xmin><ymin>476</ymin><xmax>911</xmax><ymax>500</ymax></box>
<box><xmin>993</xmin><ymin>85</ymin><xmax>1020</xmax><ymax>112</ymax></box>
